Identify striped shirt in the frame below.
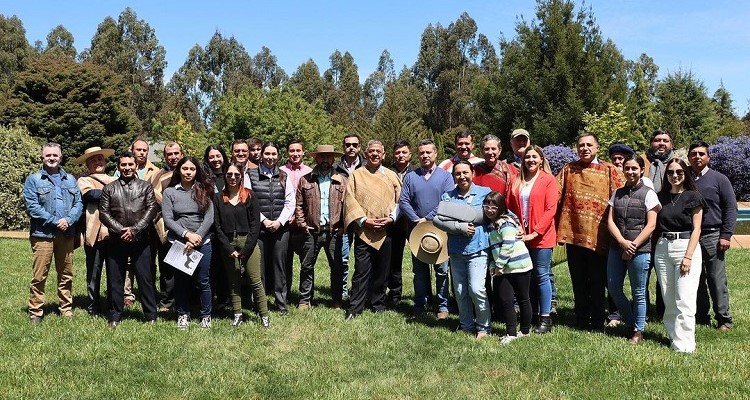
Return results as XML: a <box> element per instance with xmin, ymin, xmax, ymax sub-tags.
<box><xmin>488</xmin><ymin>213</ymin><xmax>532</xmax><ymax>274</ymax></box>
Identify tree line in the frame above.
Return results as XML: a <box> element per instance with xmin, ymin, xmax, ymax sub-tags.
<box><xmin>0</xmin><ymin>0</ymin><xmax>747</xmax><ymax>166</ymax></box>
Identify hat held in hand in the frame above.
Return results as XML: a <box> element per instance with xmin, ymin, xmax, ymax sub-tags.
<box><xmin>409</xmin><ymin>221</ymin><xmax>449</xmax><ymax>264</ymax></box>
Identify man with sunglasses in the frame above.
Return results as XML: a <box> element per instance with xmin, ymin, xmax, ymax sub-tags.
<box><xmin>334</xmin><ymin>133</ymin><xmax>365</xmax><ymax>303</ymax></box>
<box><xmin>688</xmin><ymin>141</ymin><xmax>736</xmax><ymax>332</ymax></box>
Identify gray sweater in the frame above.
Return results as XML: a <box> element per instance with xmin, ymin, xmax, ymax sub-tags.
<box><xmin>162</xmin><ymin>184</ymin><xmax>214</xmax><ymax>244</ymax></box>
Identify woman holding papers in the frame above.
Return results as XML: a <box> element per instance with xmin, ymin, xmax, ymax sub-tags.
<box><xmin>213</xmin><ymin>163</ymin><xmax>270</xmax><ymax>328</ymax></box>
<box><xmin>162</xmin><ymin>156</ymin><xmax>215</xmax><ymax>330</ymax></box>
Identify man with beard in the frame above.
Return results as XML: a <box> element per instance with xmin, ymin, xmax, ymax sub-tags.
<box><xmin>294</xmin><ymin>145</ymin><xmax>348</xmax><ymax>309</ymax></box>
<box><xmin>74</xmin><ymin>146</ymin><xmax>115</xmax><ymax>315</ymax></box>
<box><xmin>343</xmin><ymin>140</ymin><xmax>402</xmax><ymax>319</ymax></box>
<box><xmin>151</xmin><ymin>141</ymin><xmax>184</xmax><ymax>311</ymax></box>
<box><xmin>100</xmin><ymin>152</ymin><xmax>158</xmax><ymax>327</ymax></box>
<box><xmin>640</xmin><ymin>129</ymin><xmax>674</xmax><ymax>193</ymax></box>
<box><xmin>437</xmin><ymin>129</ymin><xmax>483</xmax><ymax>171</ymax></box>
<box><xmin>24</xmin><ymin>143</ymin><xmax>83</xmax><ymax>323</ymax></box>
<box><xmin>281</xmin><ymin>139</ymin><xmax>313</xmax><ymax>309</ymax></box>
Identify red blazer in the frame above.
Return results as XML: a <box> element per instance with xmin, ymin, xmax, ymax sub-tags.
<box><xmin>506</xmin><ymin>170</ymin><xmax>560</xmax><ymax>249</ymax></box>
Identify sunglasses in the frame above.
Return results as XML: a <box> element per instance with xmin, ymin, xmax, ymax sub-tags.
<box><xmin>226</xmin><ymin>172</ymin><xmax>242</xmax><ymax>178</ymax></box>
<box><xmin>344</xmin><ymin>142</ymin><xmax>359</xmax><ymax>148</ymax></box>
<box><xmin>666</xmin><ymin>169</ymin><xmax>685</xmax><ymax>176</ymax></box>
<box><xmin>482</xmin><ymin>205</ymin><xmax>499</xmax><ymax>211</ymax></box>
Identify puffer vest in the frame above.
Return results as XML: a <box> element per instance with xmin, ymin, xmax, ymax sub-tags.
<box><xmin>613</xmin><ymin>180</ymin><xmax>652</xmax><ymax>253</ymax></box>
<box><xmin>248</xmin><ymin>166</ymin><xmax>287</xmax><ymax>220</ymax></box>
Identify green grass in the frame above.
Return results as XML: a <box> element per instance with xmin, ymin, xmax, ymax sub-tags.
<box><xmin>1</xmin><ymin>237</ymin><xmax>749</xmax><ymax>399</ymax></box>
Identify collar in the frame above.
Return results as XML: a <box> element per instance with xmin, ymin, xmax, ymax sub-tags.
<box><xmin>260</xmin><ymin>163</ymin><xmax>276</xmax><ymax>175</ymax></box>
<box><xmin>284</xmin><ymin>161</ymin><xmax>306</xmax><ymax>171</ymax></box>
<box><xmin>421</xmin><ymin>164</ymin><xmax>436</xmax><ymax>175</ymax></box>
<box><xmin>695</xmin><ymin>165</ymin><xmax>709</xmax><ymax>177</ymax></box>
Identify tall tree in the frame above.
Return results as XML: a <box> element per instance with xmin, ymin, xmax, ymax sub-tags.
<box><xmin>655</xmin><ymin>70</ymin><xmax>718</xmax><ymax>146</ymax></box>
<box><xmin>363</xmin><ymin>49</ymin><xmax>396</xmax><ymax>120</ymax></box>
<box><xmin>413</xmin><ymin>12</ymin><xmax>498</xmax><ymax>134</ymax></box>
<box><xmin>474</xmin><ymin>0</ymin><xmax>628</xmax><ymax>145</ymax></box>
<box><xmin>322</xmin><ymin>50</ymin><xmax>363</xmax><ymax>129</ymax></box>
<box><xmin>43</xmin><ymin>25</ymin><xmax>76</xmax><ymax>59</ymax></box>
<box><xmin>167</xmin><ymin>31</ymin><xmax>253</xmax><ymax>128</ymax></box>
<box><xmin>625</xmin><ymin>53</ymin><xmax>659</xmax><ymax>142</ymax></box>
<box><xmin>1</xmin><ymin>53</ymin><xmax>139</xmax><ymax>163</ymax></box>
<box><xmin>712</xmin><ymin>82</ymin><xmax>743</xmax><ymax>137</ymax></box>
<box><xmin>250</xmin><ymin>46</ymin><xmax>287</xmax><ymax>90</ymax></box>
<box><xmin>287</xmin><ymin>59</ymin><xmax>325</xmax><ymax>104</ymax></box>
<box><xmin>84</xmin><ymin>8</ymin><xmax>166</xmax><ymax>136</ymax></box>
<box><xmin>0</xmin><ymin>15</ymin><xmax>34</xmax><ymax>104</ymax></box>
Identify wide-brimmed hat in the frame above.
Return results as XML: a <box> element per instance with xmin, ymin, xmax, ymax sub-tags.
<box><xmin>73</xmin><ymin>146</ymin><xmax>115</xmax><ymax>165</ymax></box>
<box><xmin>409</xmin><ymin>221</ymin><xmax>449</xmax><ymax>265</ymax></box>
<box><xmin>308</xmin><ymin>144</ymin><xmax>343</xmax><ymax>158</ymax></box>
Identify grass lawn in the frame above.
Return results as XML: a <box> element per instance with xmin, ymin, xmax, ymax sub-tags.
<box><xmin>1</xmin><ymin>238</ymin><xmax>749</xmax><ymax>399</ymax></box>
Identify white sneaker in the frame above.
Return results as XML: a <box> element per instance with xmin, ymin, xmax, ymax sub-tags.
<box><xmin>231</xmin><ymin>313</ymin><xmax>243</xmax><ymax>327</ymax></box>
<box><xmin>177</xmin><ymin>314</ymin><xmax>189</xmax><ymax>330</ymax></box>
<box><xmin>200</xmin><ymin>316</ymin><xmax>212</xmax><ymax>329</ymax></box>
<box><xmin>499</xmin><ymin>332</ymin><xmax>526</xmax><ymax>345</ymax></box>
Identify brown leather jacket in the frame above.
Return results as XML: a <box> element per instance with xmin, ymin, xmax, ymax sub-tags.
<box><xmin>295</xmin><ymin>169</ymin><xmax>347</xmax><ymax>235</ymax></box>
<box><xmin>99</xmin><ymin>177</ymin><xmax>158</xmax><ymax>242</ymax></box>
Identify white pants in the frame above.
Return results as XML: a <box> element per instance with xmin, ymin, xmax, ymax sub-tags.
<box><xmin>654</xmin><ymin>237</ymin><xmax>702</xmax><ymax>353</ymax></box>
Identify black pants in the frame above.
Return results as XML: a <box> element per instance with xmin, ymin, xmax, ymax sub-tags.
<box><xmin>567</xmin><ymin>244</ymin><xmax>607</xmax><ymax>328</ymax></box>
<box><xmin>259</xmin><ymin>228</ymin><xmax>290</xmax><ymax>311</ymax></box>
<box><xmin>348</xmin><ymin>236</ymin><xmax>392</xmax><ymax>315</ymax></box>
<box><xmin>286</xmin><ymin>229</ymin><xmax>314</xmax><ymax>302</ymax></box>
<box><xmin>386</xmin><ymin>224</ymin><xmax>407</xmax><ymax>304</ymax></box>
<box><xmin>496</xmin><ymin>270</ymin><xmax>532</xmax><ymax>336</ymax></box>
<box><xmin>156</xmin><ymin>240</ymin><xmax>174</xmax><ymax>308</ymax></box>
<box><xmin>210</xmin><ymin>240</ymin><xmax>230</xmax><ymax>307</ymax></box>
<box><xmin>84</xmin><ymin>241</ymin><xmax>107</xmax><ymax>313</ymax></box>
<box><xmin>107</xmin><ymin>239</ymin><xmax>156</xmax><ymax>322</ymax></box>
<box><xmin>299</xmin><ymin>230</ymin><xmax>343</xmax><ymax>304</ymax></box>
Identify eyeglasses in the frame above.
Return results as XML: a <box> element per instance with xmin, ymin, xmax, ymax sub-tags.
<box><xmin>344</xmin><ymin>142</ymin><xmax>359</xmax><ymax>148</ymax></box>
<box><xmin>482</xmin><ymin>205</ymin><xmax>498</xmax><ymax>211</ymax></box>
<box><xmin>666</xmin><ymin>170</ymin><xmax>685</xmax><ymax>176</ymax></box>
<box><xmin>226</xmin><ymin>172</ymin><xmax>242</xmax><ymax>178</ymax></box>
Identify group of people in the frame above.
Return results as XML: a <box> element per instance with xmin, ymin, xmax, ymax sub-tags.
<box><xmin>22</xmin><ymin>127</ymin><xmax>736</xmax><ymax>351</ymax></box>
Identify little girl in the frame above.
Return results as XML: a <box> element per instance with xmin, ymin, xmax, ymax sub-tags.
<box><xmin>484</xmin><ymin>191</ymin><xmax>533</xmax><ymax>344</ymax></box>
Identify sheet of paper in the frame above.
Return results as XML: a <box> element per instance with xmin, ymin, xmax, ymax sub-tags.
<box><xmin>164</xmin><ymin>241</ymin><xmax>204</xmax><ymax>276</ymax></box>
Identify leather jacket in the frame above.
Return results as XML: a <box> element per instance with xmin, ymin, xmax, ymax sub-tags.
<box><xmin>99</xmin><ymin>177</ymin><xmax>157</xmax><ymax>242</ymax></box>
<box><xmin>295</xmin><ymin>170</ymin><xmax>347</xmax><ymax>235</ymax></box>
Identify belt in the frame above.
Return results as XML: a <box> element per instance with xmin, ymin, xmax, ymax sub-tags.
<box><xmin>661</xmin><ymin>231</ymin><xmax>691</xmax><ymax>240</ymax></box>
<box><xmin>702</xmin><ymin>227</ymin><xmax>720</xmax><ymax>232</ymax></box>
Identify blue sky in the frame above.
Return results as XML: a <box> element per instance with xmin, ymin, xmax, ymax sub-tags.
<box><xmin>3</xmin><ymin>0</ymin><xmax>749</xmax><ymax>114</ymax></box>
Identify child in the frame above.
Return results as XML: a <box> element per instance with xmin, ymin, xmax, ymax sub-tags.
<box><xmin>484</xmin><ymin>191</ymin><xmax>534</xmax><ymax>344</ymax></box>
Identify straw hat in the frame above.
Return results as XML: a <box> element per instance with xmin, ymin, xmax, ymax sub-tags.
<box><xmin>409</xmin><ymin>221</ymin><xmax>449</xmax><ymax>264</ymax></box>
<box><xmin>308</xmin><ymin>144</ymin><xmax>343</xmax><ymax>158</ymax></box>
<box><xmin>73</xmin><ymin>146</ymin><xmax>115</xmax><ymax>165</ymax></box>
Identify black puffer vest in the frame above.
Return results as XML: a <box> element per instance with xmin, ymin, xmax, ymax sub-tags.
<box><xmin>248</xmin><ymin>166</ymin><xmax>287</xmax><ymax>220</ymax></box>
<box><xmin>613</xmin><ymin>180</ymin><xmax>653</xmax><ymax>253</ymax></box>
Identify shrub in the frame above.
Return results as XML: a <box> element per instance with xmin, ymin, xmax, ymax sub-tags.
<box><xmin>0</xmin><ymin>126</ymin><xmax>42</xmax><ymax>230</ymax></box>
<box><xmin>543</xmin><ymin>144</ymin><xmax>579</xmax><ymax>176</ymax></box>
<box><xmin>709</xmin><ymin>136</ymin><xmax>750</xmax><ymax>201</ymax></box>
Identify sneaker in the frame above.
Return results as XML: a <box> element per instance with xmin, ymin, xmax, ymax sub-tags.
<box><xmin>231</xmin><ymin>313</ymin><xmax>243</xmax><ymax>327</ymax></box>
<box><xmin>200</xmin><ymin>316</ymin><xmax>212</xmax><ymax>329</ymax></box>
<box><xmin>177</xmin><ymin>314</ymin><xmax>190</xmax><ymax>330</ymax></box>
<box><xmin>550</xmin><ymin>300</ymin><xmax>558</xmax><ymax>315</ymax></box>
<box><xmin>499</xmin><ymin>332</ymin><xmax>526</xmax><ymax>345</ymax></box>
<box><xmin>260</xmin><ymin>315</ymin><xmax>271</xmax><ymax>328</ymax></box>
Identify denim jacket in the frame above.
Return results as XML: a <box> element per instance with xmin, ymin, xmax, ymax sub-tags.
<box><xmin>23</xmin><ymin>167</ymin><xmax>83</xmax><ymax>238</ymax></box>
<box><xmin>437</xmin><ymin>184</ymin><xmax>492</xmax><ymax>255</ymax></box>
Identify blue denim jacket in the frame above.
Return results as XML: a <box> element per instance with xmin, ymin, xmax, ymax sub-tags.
<box><xmin>439</xmin><ymin>184</ymin><xmax>492</xmax><ymax>255</ymax></box>
<box><xmin>23</xmin><ymin>167</ymin><xmax>83</xmax><ymax>238</ymax></box>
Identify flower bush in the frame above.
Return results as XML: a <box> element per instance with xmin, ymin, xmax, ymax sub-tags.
<box><xmin>543</xmin><ymin>144</ymin><xmax>579</xmax><ymax>176</ymax></box>
<box><xmin>709</xmin><ymin>136</ymin><xmax>750</xmax><ymax>201</ymax></box>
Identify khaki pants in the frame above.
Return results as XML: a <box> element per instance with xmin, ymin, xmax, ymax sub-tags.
<box><xmin>29</xmin><ymin>235</ymin><xmax>74</xmax><ymax>317</ymax></box>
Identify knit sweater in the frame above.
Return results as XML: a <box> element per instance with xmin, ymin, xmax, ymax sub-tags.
<box><xmin>162</xmin><ymin>184</ymin><xmax>215</xmax><ymax>244</ymax></box>
<box><xmin>399</xmin><ymin>167</ymin><xmax>455</xmax><ymax>222</ymax></box>
<box><xmin>693</xmin><ymin>168</ymin><xmax>737</xmax><ymax>240</ymax></box>
<box><xmin>488</xmin><ymin>212</ymin><xmax>533</xmax><ymax>274</ymax></box>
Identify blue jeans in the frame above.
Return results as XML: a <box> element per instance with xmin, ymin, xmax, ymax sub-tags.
<box><xmin>175</xmin><ymin>241</ymin><xmax>213</xmax><ymax>318</ymax></box>
<box><xmin>529</xmin><ymin>248</ymin><xmax>553</xmax><ymax>316</ymax></box>
<box><xmin>412</xmin><ymin>256</ymin><xmax>449</xmax><ymax>313</ymax></box>
<box><xmin>450</xmin><ymin>251</ymin><xmax>490</xmax><ymax>333</ymax></box>
<box><xmin>607</xmin><ymin>247</ymin><xmax>650</xmax><ymax>332</ymax></box>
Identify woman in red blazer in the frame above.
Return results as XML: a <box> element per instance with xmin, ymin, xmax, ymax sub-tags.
<box><xmin>507</xmin><ymin>145</ymin><xmax>560</xmax><ymax>334</ymax></box>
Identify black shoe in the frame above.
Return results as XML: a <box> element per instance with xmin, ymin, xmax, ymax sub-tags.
<box><xmin>108</xmin><ymin>320</ymin><xmax>119</xmax><ymax>329</ymax></box>
<box><xmin>345</xmin><ymin>312</ymin><xmax>358</xmax><ymax>320</ymax></box>
<box><xmin>534</xmin><ymin>315</ymin><xmax>553</xmax><ymax>334</ymax></box>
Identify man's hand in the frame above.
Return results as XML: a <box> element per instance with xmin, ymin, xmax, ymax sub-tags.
<box><xmin>56</xmin><ymin>218</ymin><xmax>69</xmax><ymax>232</ymax></box>
<box><xmin>121</xmin><ymin>227</ymin><xmax>134</xmax><ymax>242</ymax></box>
<box><xmin>718</xmin><ymin>238</ymin><xmax>731</xmax><ymax>252</ymax></box>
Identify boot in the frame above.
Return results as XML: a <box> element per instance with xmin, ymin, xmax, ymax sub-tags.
<box><xmin>534</xmin><ymin>315</ymin><xmax>553</xmax><ymax>334</ymax></box>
